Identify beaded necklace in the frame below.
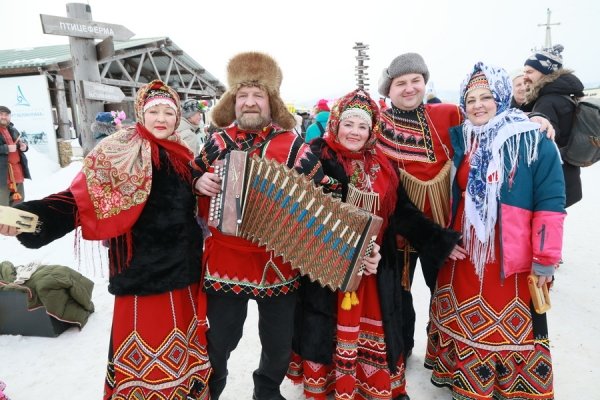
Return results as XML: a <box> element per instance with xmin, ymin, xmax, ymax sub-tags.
<box><xmin>389</xmin><ymin>104</ymin><xmax>450</xmax><ymax>171</ymax></box>
<box><xmin>346</xmin><ymin>158</ymin><xmax>380</xmax><ymax>215</ymax></box>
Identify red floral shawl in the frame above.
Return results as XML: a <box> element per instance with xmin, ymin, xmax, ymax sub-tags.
<box><xmin>70</xmin><ymin>123</ymin><xmax>192</xmax><ymax>240</ymax></box>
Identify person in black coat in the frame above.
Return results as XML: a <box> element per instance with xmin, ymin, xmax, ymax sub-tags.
<box><xmin>523</xmin><ymin>46</ymin><xmax>586</xmax><ymax>207</ymax></box>
<box><xmin>288</xmin><ymin>89</ymin><xmax>464</xmax><ymax>400</ymax></box>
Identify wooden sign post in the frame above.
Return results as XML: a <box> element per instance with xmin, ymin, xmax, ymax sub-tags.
<box><xmin>39</xmin><ymin>3</ymin><xmax>133</xmax><ymax>155</ymax></box>
<box><xmin>40</xmin><ymin>14</ymin><xmax>134</xmax><ymax>41</ymax></box>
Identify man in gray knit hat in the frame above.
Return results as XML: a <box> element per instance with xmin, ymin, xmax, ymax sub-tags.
<box><xmin>376</xmin><ymin>52</ymin><xmax>462</xmax><ymax>363</ymax></box>
<box><xmin>375</xmin><ymin>52</ymin><xmax>554</xmax><ymax>363</ymax></box>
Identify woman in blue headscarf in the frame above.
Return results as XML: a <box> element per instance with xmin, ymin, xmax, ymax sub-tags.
<box><xmin>425</xmin><ymin>62</ymin><xmax>566</xmax><ymax>399</ymax></box>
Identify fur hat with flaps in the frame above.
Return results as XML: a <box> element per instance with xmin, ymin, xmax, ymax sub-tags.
<box><xmin>135</xmin><ymin>80</ymin><xmax>181</xmax><ymax>129</ymax></box>
<box><xmin>211</xmin><ymin>52</ymin><xmax>296</xmax><ymax>130</ymax></box>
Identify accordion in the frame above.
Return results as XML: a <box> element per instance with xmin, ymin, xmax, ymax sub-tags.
<box><xmin>207</xmin><ymin>150</ymin><xmax>383</xmax><ymax>292</ymax></box>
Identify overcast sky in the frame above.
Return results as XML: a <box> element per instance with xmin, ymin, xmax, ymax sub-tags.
<box><xmin>3</xmin><ymin>0</ymin><xmax>599</xmax><ymax>107</ymax></box>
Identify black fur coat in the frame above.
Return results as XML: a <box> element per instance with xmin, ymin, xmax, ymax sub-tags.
<box><xmin>15</xmin><ymin>148</ymin><xmax>203</xmax><ymax>296</ymax></box>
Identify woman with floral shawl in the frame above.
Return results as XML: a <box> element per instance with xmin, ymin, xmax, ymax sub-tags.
<box><xmin>0</xmin><ymin>80</ymin><xmax>211</xmax><ymax>399</ymax></box>
<box><xmin>425</xmin><ymin>62</ymin><xmax>566</xmax><ymax>399</ymax></box>
<box><xmin>287</xmin><ymin>89</ymin><xmax>461</xmax><ymax>400</ymax></box>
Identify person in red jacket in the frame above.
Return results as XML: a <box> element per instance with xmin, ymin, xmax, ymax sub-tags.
<box><xmin>0</xmin><ymin>106</ymin><xmax>30</xmax><ymax>206</ymax></box>
<box><xmin>192</xmin><ymin>51</ymin><xmax>325</xmax><ymax>400</ymax></box>
<box><xmin>376</xmin><ymin>52</ymin><xmax>463</xmax><ymax>358</ymax></box>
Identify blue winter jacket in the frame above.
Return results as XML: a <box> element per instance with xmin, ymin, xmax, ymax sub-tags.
<box><xmin>305</xmin><ymin>111</ymin><xmax>330</xmax><ymax>143</ymax></box>
<box><xmin>449</xmin><ymin>124</ymin><xmax>566</xmax><ymax>278</ymax></box>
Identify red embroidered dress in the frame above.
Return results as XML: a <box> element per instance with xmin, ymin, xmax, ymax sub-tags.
<box><xmin>287</xmin><ymin>89</ymin><xmax>409</xmax><ymax>399</ymax></box>
<box><xmin>424</xmin><ymin>155</ymin><xmax>554</xmax><ymax>400</ymax></box>
<box><xmin>200</xmin><ymin>125</ymin><xmax>311</xmax><ymax>298</ymax></box>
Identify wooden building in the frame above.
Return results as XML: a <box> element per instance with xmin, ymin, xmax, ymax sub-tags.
<box><xmin>0</xmin><ymin>37</ymin><xmax>225</xmax><ymax>147</ymax></box>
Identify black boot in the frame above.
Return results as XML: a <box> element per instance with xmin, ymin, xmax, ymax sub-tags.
<box><xmin>252</xmin><ymin>391</ymin><xmax>286</xmax><ymax>400</ymax></box>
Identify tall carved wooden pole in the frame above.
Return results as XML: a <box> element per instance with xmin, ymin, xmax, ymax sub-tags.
<box><xmin>353</xmin><ymin>42</ymin><xmax>370</xmax><ymax>90</ymax></box>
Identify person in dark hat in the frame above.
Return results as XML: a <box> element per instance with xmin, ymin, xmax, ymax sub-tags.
<box><xmin>0</xmin><ymin>105</ymin><xmax>30</xmax><ymax>206</ymax></box>
<box><xmin>192</xmin><ymin>51</ymin><xmax>325</xmax><ymax>400</ymax></box>
<box><xmin>0</xmin><ymin>80</ymin><xmax>211</xmax><ymax>399</ymax></box>
<box><xmin>523</xmin><ymin>45</ymin><xmax>585</xmax><ymax>207</ymax></box>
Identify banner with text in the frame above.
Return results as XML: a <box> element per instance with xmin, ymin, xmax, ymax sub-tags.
<box><xmin>0</xmin><ymin>75</ymin><xmax>58</xmax><ymax>164</ymax></box>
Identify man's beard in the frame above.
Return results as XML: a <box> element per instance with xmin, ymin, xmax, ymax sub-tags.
<box><xmin>238</xmin><ymin>112</ymin><xmax>270</xmax><ymax>130</ymax></box>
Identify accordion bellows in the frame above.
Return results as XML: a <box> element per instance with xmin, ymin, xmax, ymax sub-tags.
<box><xmin>209</xmin><ymin>151</ymin><xmax>383</xmax><ymax>292</ymax></box>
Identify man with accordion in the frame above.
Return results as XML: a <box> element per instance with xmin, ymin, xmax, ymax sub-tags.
<box><xmin>191</xmin><ymin>51</ymin><xmax>343</xmax><ymax>400</ymax></box>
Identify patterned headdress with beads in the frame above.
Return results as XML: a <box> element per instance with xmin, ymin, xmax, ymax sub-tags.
<box><xmin>463</xmin><ymin>70</ymin><xmax>490</xmax><ymax>100</ymax></box>
<box><xmin>135</xmin><ymin>80</ymin><xmax>181</xmax><ymax>128</ymax></box>
<box><xmin>459</xmin><ymin>62</ymin><xmax>512</xmax><ymax>115</ymax></box>
<box><xmin>325</xmin><ymin>89</ymin><xmax>381</xmax><ymax>151</ymax></box>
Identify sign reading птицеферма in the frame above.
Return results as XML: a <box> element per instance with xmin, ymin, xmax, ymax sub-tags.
<box><xmin>40</xmin><ymin>14</ymin><xmax>134</xmax><ymax>41</ymax></box>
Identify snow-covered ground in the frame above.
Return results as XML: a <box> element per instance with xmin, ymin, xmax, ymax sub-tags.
<box><xmin>1</xmin><ymin>146</ymin><xmax>598</xmax><ymax>399</ymax></box>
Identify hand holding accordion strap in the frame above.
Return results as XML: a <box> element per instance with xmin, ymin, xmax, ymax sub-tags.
<box><xmin>0</xmin><ymin>205</ymin><xmax>39</xmax><ymax>233</ymax></box>
<box><xmin>193</xmin><ymin>139</ymin><xmax>227</xmax><ymax>173</ymax></box>
<box><xmin>296</xmin><ymin>151</ymin><xmax>325</xmax><ymax>184</ymax></box>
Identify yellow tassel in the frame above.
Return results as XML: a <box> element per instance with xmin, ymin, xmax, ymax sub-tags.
<box><xmin>351</xmin><ymin>291</ymin><xmax>359</xmax><ymax>306</ymax></box>
<box><xmin>341</xmin><ymin>292</ymin><xmax>352</xmax><ymax>310</ymax></box>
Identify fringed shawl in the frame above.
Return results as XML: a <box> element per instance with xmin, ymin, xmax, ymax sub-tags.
<box><xmin>460</xmin><ymin>62</ymin><xmax>541</xmax><ymax>278</ymax></box>
<box><xmin>70</xmin><ymin>124</ymin><xmax>192</xmax><ymax>241</ymax></box>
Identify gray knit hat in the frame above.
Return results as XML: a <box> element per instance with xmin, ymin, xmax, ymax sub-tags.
<box><xmin>377</xmin><ymin>52</ymin><xmax>430</xmax><ymax>97</ymax></box>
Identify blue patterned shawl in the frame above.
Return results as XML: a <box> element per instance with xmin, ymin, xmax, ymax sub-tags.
<box><xmin>459</xmin><ymin>62</ymin><xmax>540</xmax><ymax>278</ymax></box>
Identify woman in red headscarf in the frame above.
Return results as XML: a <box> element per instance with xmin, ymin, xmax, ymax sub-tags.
<box><xmin>0</xmin><ymin>80</ymin><xmax>211</xmax><ymax>399</ymax></box>
<box><xmin>287</xmin><ymin>89</ymin><xmax>462</xmax><ymax>400</ymax></box>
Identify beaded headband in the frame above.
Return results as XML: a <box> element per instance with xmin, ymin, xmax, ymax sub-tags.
<box><xmin>340</xmin><ymin>108</ymin><xmax>373</xmax><ymax>128</ymax></box>
<box><xmin>464</xmin><ymin>70</ymin><xmax>490</xmax><ymax>99</ymax></box>
<box><xmin>143</xmin><ymin>89</ymin><xmax>178</xmax><ymax>113</ymax></box>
